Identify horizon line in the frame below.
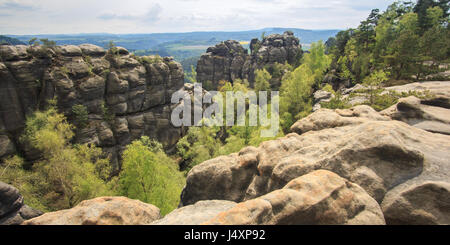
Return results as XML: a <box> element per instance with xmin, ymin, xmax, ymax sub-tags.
<box><xmin>3</xmin><ymin>27</ymin><xmax>342</xmax><ymax>37</ymax></box>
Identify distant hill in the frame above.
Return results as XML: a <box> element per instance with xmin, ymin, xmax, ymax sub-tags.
<box><xmin>0</xmin><ymin>35</ymin><xmax>25</xmax><ymax>45</ymax></box>
<box><xmin>9</xmin><ymin>28</ymin><xmax>340</xmax><ymax>51</ymax></box>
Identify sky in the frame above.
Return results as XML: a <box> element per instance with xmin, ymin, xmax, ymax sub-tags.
<box><xmin>0</xmin><ymin>0</ymin><xmax>397</xmax><ymax>35</ymax></box>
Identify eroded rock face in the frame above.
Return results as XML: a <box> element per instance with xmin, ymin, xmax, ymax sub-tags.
<box><xmin>180</xmin><ymin>105</ymin><xmax>450</xmax><ymax>224</ymax></box>
<box><xmin>0</xmin><ymin>44</ymin><xmax>185</xmax><ymax>170</ymax></box>
<box><xmin>196</xmin><ymin>31</ymin><xmax>302</xmax><ymax>89</ymax></box>
<box><xmin>204</xmin><ymin>170</ymin><xmax>385</xmax><ymax>225</ymax></box>
<box><xmin>23</xmin><ymin>196</ymin><xmax>161</xmax><ymax>225</ymax></box>
<box><xmin>196</xmin><ymin>40</ymin><xmax>249</xmax><ymax>90</ymax></box>
<box><xmin>0</xmin><ymin>181</ymin><xmax>42</xmax><ymax>225</ymax></box>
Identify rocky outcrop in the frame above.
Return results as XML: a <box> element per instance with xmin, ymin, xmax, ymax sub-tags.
<box><xmin>23</xmin><ymin>196</ymin><xmax>161</xmax><ymax>225</ymax></box>
<box><xmin>179</xmin><ymin>105</ymin><xmax>450</xmax><ymax>225</ymax></box>
<box><xmin>381</xmin><ymin>96</ymin><xmax>450</xmax><ymax>135</ymax></box>
<box><xmin>196</xmin><ymin>31</ymin><xmax>302</xmax><ymax>89</ymax></box>
<box><xmin>0</xmin><ymin>44</ymin><xmax>185</xmax><ymax>170</ymax></box>
<box><xmin>379</xmin><ymin>81</ymin><xmax>450</xmax><ymax>135</ymax></box>
<box><xmin>204</xmin><ymin>170</ymin><xmax>385</xmax><ymax>225</ymax></box>
<box><xmin>0</xmin><ymin>181</ymin><xmax>42</xmax><ymax>225</ymax></box>
<box><xmin>312</xmin><ymin>90</ymin><xmax>334</xmax><ymax>111</ymax></box>
<box><xmin>196</xmin><ymin>40</ymin><xmax>249</xmax><ymax>90</ymax></box>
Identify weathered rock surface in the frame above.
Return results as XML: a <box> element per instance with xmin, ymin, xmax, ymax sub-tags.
<box><xmin>180</xmin><ymin>105</ymin><xmax>450</xmax><ymax>224</ymax></box>
<box><xmin>381</xmin><ymin>181</ymin><xmax>450</xmax><ymax>225</ymax></box>
<box><xmin>381</xmin><ymin>96</ymin><xmax>450</xmax><ymax>135</ymax></box>
<box><xmin>196</xmin><ymin>31</ymin><xmax>302</xmax><ymax>89</ymax></box>
<box><xmin>312</xmin><ymin>90</ymin><xmax>335</xmax><ymax>111</ymax></box>
<box><xmin>0</xmin><ymin>181</ymin><xmax>42</xmax><ymax>225</ymax></box>
<box><xmin>205</xmin><ymin>170</ymin><xmax>385</xmax><ymax>225</ymax></box>
<box><xmin>23</xmin><ymin>196</ymin><xmax>161</xmax><ymax>225</ymax></box>
<box><xmin>151</xmin><ymin>200</ymin><xmax>236</xmax><ymax>225</ymax></box>
<box><xmin>0</xmin><ymin>135</ymin><xmax>15</xmax><ymax>159</ymax></box>
<box><xmin>0</xmin><ymin>44</ymin><xmax>185</xmax><ymax>170</ymax></box>
<box><xmin>385</xmin><ymin>81</ymin><xmax>450</xmax><ymax>104</ymax></box>
<box><xmin>196</xmin><ymin>40</ymin><xmax>249</xmax><ymax>90</ymax></box>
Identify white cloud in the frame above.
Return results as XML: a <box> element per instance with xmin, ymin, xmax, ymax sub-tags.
<box><xmin>0</xmin><ymin>0</ymin><xmax>396</xmax><ymax>34</ymax></box>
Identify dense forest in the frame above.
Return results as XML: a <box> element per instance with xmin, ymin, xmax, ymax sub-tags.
<box><xmin>0</xmin><ymin>0</ymin><xmax>449</xmax><ymax>217</ymax></box>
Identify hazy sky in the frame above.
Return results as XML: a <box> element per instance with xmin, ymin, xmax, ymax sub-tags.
<box><xmin>0</xmin><ymin>0</ymin><xmax>396</xmax><ymax>34</ymax></box>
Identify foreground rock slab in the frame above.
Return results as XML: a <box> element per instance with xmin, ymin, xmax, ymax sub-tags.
<box><xmin>204</xmin><ymin>170</ymin><xmax>385</xmax><ymax>225</ymax></box>
<box><xmin>23</xmin><ymin>197</ymin><xmax>161</xmax><ymax>225</ymax></box>
<box><xmin>180</xmin><ymin>105</ymin><xmax>450</xmax><ymax>225</ymax></box>
<box><xmin>381</xmin><ymin>181</ymin><xmax>450</xmax><ymax>225</ymax></box>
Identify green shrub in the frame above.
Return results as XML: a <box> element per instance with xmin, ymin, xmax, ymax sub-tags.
<box><xmin>3</xmin><ymin>104</ymin><xmax>113</xmax><ymax>212</ymax></box>
<box><xmin>118</xmin><ymin>136</ymin><xmax>185</xmax><ymax>215</ymax></box>
<box><xmin>100</xmin><ymin>102</ymin><xmax>115</xmax><ymax>124</ymax></box>
<box><xmin>72</xmin><ymin>104</ymin><xmax>89</xmax><ymax>129</ymax></box>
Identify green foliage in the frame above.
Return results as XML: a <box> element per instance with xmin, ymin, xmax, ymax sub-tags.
<box><xmin>28</xmin><ymin>37</ymin><xmax>38</xmax><ymax>46</ymax></box>
<box><xmin>100</xmin><ymin>102</ymin><xmax>115</xmax><ymax>124</ymax></box>
<box><xmin>186</xmin><ymin>65</ymin><xmax>197</xmax><ymax>83</ymax></box>
<box><xmin>60</xmin><ymin>66</ymin><xmax>70</xmax><ymax>76</ymax></box>
<box><xmin>202</xmin><ymin>80</ymin><xmax>215</xmax><ymax>91</ymax></box>
<box><xmin>302</xmin><ymin>41</ymin><xmax>332</xmax><ymax>86</ymax></box>
<box><xmin>176</xmin><ymin>79</ymin><xmax>283</xmax><ymax>172</ymax></box>
<box><xmin>118</xmin><ymin>136</ymin><xmax>185</xmax><ymax>215</ymax></box>
<box><xmin>327</xmin><ymin>1</ymin><xmax>449</xmax><ymax>83</ymax></box>
<box><xmin>319</xmin><ymin>84</ymin><xmax>352</xmax><ymax>110</ymax></box>
<box><xmin>40</xmin><ymin>39</ymin><xmax>56</xmax><ymax>48</ymax></box>
<box><xmin>2</xmin><ymin>104</ymin><xmax>113</xmax><ymax>211</ymax></box>
<box><xmin>137</xmin><ymin>55</ymin><xmax>164</xmax><ymax>64</ymax></box>
<box><xmin>254</xmin><ymin>69</ymin><xmax>272</xmax><ymax>94</ymax></box>
<box><xmin>71</xmin><ymin>104</ymin><xmax>89</xmax><ymax>129</ymax></box>
<box><xmin>176</xmin><ymin>126</ymin><xmax>222</xmax><ymax>172</ymax></box>
<box><xmin>363</xmin><ymin>70</ymin><xmax>390</xmax><ymax>105</ymax></box>
<box><xmin>108</xmin><ymin>41</ymin><xmax>118</xmax><ymax>55</ymax></box>
<box><xmin>279</xmin><ymin>41</ymin><xmax>330</xmax><ymax>132</ymax></box>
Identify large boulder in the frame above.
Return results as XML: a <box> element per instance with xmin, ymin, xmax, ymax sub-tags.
<box><xmin>381</xmin><ymin>181</ymin><xmax>450</xmax><ymax>225</ymax></box>
<box><xmin>0</xmin><ymin>181</ymin><xmax>42</xmax><ymax>225</ymax></box>
<box><xmin>151</xmin><ymin>200</ymin><xmax>237</xmax><ymax>225</ymax></box>
<box><xmin>23</xmin><ymin>197</ymin><xmax>161</xmax><ymax>225</ymax></box>
<box><xmin>205</xmin><ymin>170</ymin><xmax>385</xmax><ymax>225</ymax></box>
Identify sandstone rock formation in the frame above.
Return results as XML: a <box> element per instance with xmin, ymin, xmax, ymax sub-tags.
<box><xmin>151</xmin><ymin>200</ymin><xmax>236</xmax><ymax>225</ymax></box>
<box><xmin>23</xmin><ymin>196</ymin><xmax>160</xmax><ymax>225</ymax></box>
<box><xmin>204</xmin><ymin>170</ymin><xmax>385</xmax><ymax>225</ymax></box>
<box><xmin>196</xmin><ymin>40</ymin><xmax>249</xmax><ymax>90</ymax></box>
<box><xmin>381</xmin><ymin>96</ymin><xmax>450</xmax><ymax>135</ymax></box>
<box><xmin>312</xmin><ymin>89</ymin><xmax>334</xmax><ymax>111</ymax></box>
<box><xmin>0</xmin><ymin>44</ymin><xmax>185</xmax><ymax>170</ymax></box>
<box><xmin>381</xmin><ymin>181</ymin><xmax>450</xmax><ymax>225</ymax></box>
<box><xmin>196</xmin><ymin>31</ymin><xmax>302</xmax><ymax>89</ymax></box>
<box><xmin>0</xmin><ymin>181</ymin><xmax>42</xmax><ymax>225</ymax></box>
<box><xmin>180</xmin><ymin>105</ymin><xmax>450</xmax><ymax>225</ymax></box>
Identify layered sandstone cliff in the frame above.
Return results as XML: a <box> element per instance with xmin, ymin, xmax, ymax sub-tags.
<box><xmin>196</xmin><ymin>31</ymin><xmax>303</xmax><ymax>89</ymax></box>
<box><xmin>0</xmin><ymin>44</ymin><xmax>185</xmax><ymax>171</ymax></box>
